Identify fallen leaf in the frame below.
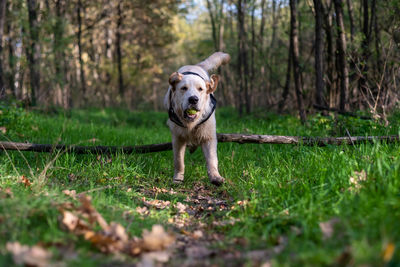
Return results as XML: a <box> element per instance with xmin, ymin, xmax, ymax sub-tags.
<box><xmin>20</xmin><ymin>176</ymin><xmax>32</xmax><ymax>188</ymax></box>
<box><xmin>6</xmin><ymin>242</ymin><xmax>51</xmax><ymax>267</ymax></box>
<box><xmin>383</xmin><ymin>242</ymin><xmax>395</xmax><ymax>262</ymax></box>
<box><xmin>0</xmin><ymin>127</ymin><xmax>6</xmax><ymax>134</ymax></box>
<box><xmin>175</xmin><ymin>202</ymin><xmax>187</xmax><ymax>213</ymax></box>
<box><xmin>142</xmin><ymin>225</ymin><xmax>175</xmax><ymax>251</ymax></box>
<box><xmin>143</xmin><ymin>198</ymin><xmax>171</xmax><ymax>209</ymax></box>
<box><xmin>136</xmin><ymin>206</ymin><xmax>149</xmax><ymax>215</ymax></box>
<box><xmin>62</xmin><ymin>189</ymin><xmax>77</xmax><ymax>199</ymax></box>
<box><xmin>192</xmin><ymin>230</ymin><xmax>203</xmax><ymax>239</ymax></box>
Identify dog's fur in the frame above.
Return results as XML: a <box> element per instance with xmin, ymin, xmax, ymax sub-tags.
<box><xmin>164</xmin><ymin>52</ymin><xmax>230</xmax><ymax>185</ymax></box>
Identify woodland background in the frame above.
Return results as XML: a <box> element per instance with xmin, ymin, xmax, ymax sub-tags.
<box><xmin>0</xmin><ymin>0</ymin><xmax>399</xmax><ymax>119</ymax></box>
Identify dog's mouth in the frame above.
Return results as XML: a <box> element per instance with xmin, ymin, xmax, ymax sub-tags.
<box><xmin>184</xmin><ymin>108</ymin><xmax>200</xmax><ymax>121</ymax></box>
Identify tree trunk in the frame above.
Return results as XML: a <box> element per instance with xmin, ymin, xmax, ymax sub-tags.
<box><xmin>346</xmin><ymin>0</ymin><xmax>355</xmax><ymax>42</ymax></box>
<box><xmin>26</xmin><ymin>0</ymin><xmax>40</xmax><ymax>106</ymax></box>
<box><xmin>116</xmin><ymin>0</ymin><xmax>124</xmax><ymax>99</ymax></box>
<box><xmin>313</xmin><ymin>0</ymin><xmax>325</xmax><ymax>106</ymax></box>
<box><xmin>278</xmin><ymin>37</ymin><xmax>292</xmax><ymax>113</ymax></box>
<box><xmin>77</xmin><ymin>0</ymin><xmax>86</xmax><ymax>101</ymax></box>
<box><xmin>334</xmin><ymin>0</ymin><xmax>349</xmax><ymax>111</ymax></box>
<box><xmin>322</xmin><ymin>0</ymin><xmax>334</xmax><ymax>107</ymax></box>
<box><xmin>6</xmin><ymin>4</ymin><xmax>15</xmax><ymax>97</ymax></box>
<box><xmin>359</xmin><ymin>0</ymin><xmax>370</xmax><ymax>102</ymax></box>
<box><xmin>290</xmin><ymin>0</ymin><xmax>306</xmax><ymax>123</ymax></box>
<box><xmin>0</xmin><ymin>0</ymin><xmax>6</xmax><ymax>97</ymax></box>
<box><xmin>206</xmin><ymin>0</ymin><xmax>218</xmax><ymax>51</ymax></box>
<box><xmin>237</xmin><ymin>0</ymin><xmax>250</xmax><ymax>114</ymax></box>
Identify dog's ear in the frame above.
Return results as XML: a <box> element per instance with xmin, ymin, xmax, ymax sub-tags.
<box><xmin>207</xmin><ymin>74</ymin><xmax>219</xmax><ymax>94</ymax></box>
<box><xmin>169</xmin><ymin>72</ymin><xmax>183</xmax><ymax>90</ymax></box>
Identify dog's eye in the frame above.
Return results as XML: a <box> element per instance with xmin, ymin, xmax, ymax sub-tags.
<box><xmin>198</xmin><ymin>87</ymin><xmax>203</xmax><ymax>91</ymax></box>
<box><xmin>181</xmin><ymin>86</ymin><xmax>188</xmax><ymax>91</ymax></box>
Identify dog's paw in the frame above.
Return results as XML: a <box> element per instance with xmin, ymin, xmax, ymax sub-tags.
<box><xmin>209</xmin><ymin>175</ymin><xmax>225</xmax><ymax>186</ymax></box>
<box><xmin>173</xmin><ymin>173</ymin><xmax>184</xmax><ymax>184</ymax></box>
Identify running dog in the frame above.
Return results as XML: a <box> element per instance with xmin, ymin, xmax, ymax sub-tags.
<box><xmin>164</xmin><ymin>52</ymin><xmax>230</xmax><ymax>185</ymax></box>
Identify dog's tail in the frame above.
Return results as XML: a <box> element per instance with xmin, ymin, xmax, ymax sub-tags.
<box><xmin>197</xmin><ymin>52</ymin><xmax>230</xmax><ymax>72</ymax></box>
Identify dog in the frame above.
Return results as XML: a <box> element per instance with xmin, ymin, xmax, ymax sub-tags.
<box><xmin>164</xmin><ymin>52</ymin><xmax>230</xmax><ymax>186</ymax></box>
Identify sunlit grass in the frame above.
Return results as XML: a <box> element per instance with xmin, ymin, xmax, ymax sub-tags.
<box><xmin>0</xmin><ymin>105</ymin><xmax>399</xmax><ymax>266</ymax></box>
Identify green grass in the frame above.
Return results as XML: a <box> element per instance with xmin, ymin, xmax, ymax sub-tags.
<box><xmin>1</xmin><ymin>104</ymin><xmax>400</xmax><ymax>266</ymax></box>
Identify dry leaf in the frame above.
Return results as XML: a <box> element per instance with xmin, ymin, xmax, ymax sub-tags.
<box><xmin>383</xmin><ymin>242</ymin><xmax>395</xmax><ymax>262</ymax></box>
<box><xmin>142</xmin><ymin>198</ymin><xmax>171</xmax><ymax>209</ymax></box>
<box><xmin>62</xmin><ymin>189</ymin><xmax>77</xmax><ymax>199</ymax></box>
<box><xmin>61</xmin><ymin>210</ymin><xmax>90</xmax><ymax>234</ymax></box>
<box><xmin>79</xmin><ymin>194</ymin><xmax>109</xmax><ymax>230</ymax></box>
<box><xmin>136</xmin><ymin>206</ymin><xmax>149</xmax><ymax>215</ymax></box>
<box><xmin>6</xmin><ymin>242</ymin><xmax>51</xmax><ymax>267</ymax></box>
<box><xmin>175</xmin><ymin>202</ymin><xmax>187</xmax><ymax>213</ymax></box>
<box><xmin>0</xmin><ymin>126</ymin><xmax>6</xmax><ymax>134</ymax></box>
<box><xmin>20</xmin><ymin>176</ymin><xmax>32</xmax><ymax>187</ymax></box>
<box><xmin>142</xmin><ymin>225</ymin><xmax>175</xmax><ymax>251</ymax></box>
<box><xmin>192</xmin><ymin>230</ymin><xmax>203</xmax><ymax>239</ymax></box>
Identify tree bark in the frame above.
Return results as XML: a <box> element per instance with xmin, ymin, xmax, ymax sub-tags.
<box><xmin>290</xmin><ymin>0</ymin><xmax>306</xmax><ymax>123</ymax></box>
<box><xmin>77</xmin><ymin>0</ymin><xmax>86</xmax><ymax>100</ymax></box>
<box><xmin>116</xmin><ymin>0</ymin><xmax>124</xmax><ymax>99</ymax></box>
<box><xmin>359</xmin><ymin>0</ymin><xmax>371</xmax><ymax>101</ymax></box>
<box><xmin>322</xmin><ymin>0</ymin><xmax>334</xmax><ymax>107</ymax></box>
<box><xmin>0</xmin><ymin>0</ymin><xmax>6</xmax><ymax>97</ymax></box>
<box><xmin>2</xmin><ymin>135</ymin><xmax>399</xmax><ymax>154</ymax></box>
<box><xmin>206</xmin><ymin>0</ymin><xmax>218</xmax><ymax>51</ymax></box>
<box><xmin>346</xmin><ymin>0</ymin><xmax>355</xmax><ymax>42</ymax></box>
<box><xmin>237</xmin><ymin>0</ymin><xmax>250</xmax><ymax>114</ymax></box>
<box><xmin>313</xmin><ymin>0</ymin><xmax>325</xmax><ymax>106</ymax></box>
<box><xmin>278</xmin><ymin>38</ymin><xmax>292</xmax><ymax>113</ymax></box>
<box><xmin>334</xmin><ymin>0</ymin><xmax>349</xmax><ymax>111</ymax></box>
<box><xmin>26</xmin><ymin>0</ymin><xmax>40</xmax><ymax>106</ymax></box>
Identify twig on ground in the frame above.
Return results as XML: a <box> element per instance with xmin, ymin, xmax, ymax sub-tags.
<box><xmin>0</xmin><ymin>134</ymin><xmax>399</xmax><ymax>154</ymax></box>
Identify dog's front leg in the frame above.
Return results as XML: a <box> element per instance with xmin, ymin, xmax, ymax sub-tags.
<box><xmin>172</xmin><ymin>136</ymin><xmax>186</xmax><ymax>184</ymax></box>
<box><xmin>202</xmin><ymin>138</ymin><xmax>225</xmax><ymax>186</ymax></box>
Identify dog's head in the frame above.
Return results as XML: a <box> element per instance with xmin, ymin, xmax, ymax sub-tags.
<box><xmin>168</xmin><ymin>71</ymin><xmax>219</xmax><ymax>124</ymax></box>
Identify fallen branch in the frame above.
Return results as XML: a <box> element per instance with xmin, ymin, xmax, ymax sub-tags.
<box><xmin>1</xmin><ymin>134</ymin><xmax>399</xmax><ymax>154</ymax></box>
<box><xmin>313</xmin><ymin>104</ymin><xmax>372</xmax><ymax>120</ymax></box>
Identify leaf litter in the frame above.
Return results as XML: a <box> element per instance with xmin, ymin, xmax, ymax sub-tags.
<box><xmin>59</xmin><ymin>193</ymin><xmax>175</xmax><ymax>263</ymax></box>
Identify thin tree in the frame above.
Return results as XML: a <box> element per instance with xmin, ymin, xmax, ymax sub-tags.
<box><xmin>313</xmin><ymin>0</ymin><xmax>325</xmax><ymax>106</ymax></box>
<box><xmin>290</xmin><ymin>0</ymin><xmax>306</xmax><ymax>123</ymax></box>
<box><xmin>0</xmin><ymin>0</ymin><xmax>6</xmax><ymax>97</ymax></box>
<box><xmin>77</xmin><ymin>0</ymin><xmax>86</xmax><ymax>100</ymax></box>
<box><xmin>359</xmin><ymin>0</ymin><xmax>371</xmax><ymax>102</ymax></box>
<box><xmin>334</xmin><ymin>0</ymin><xmax>349</xmax><ymax>111</ymax></box>
<box><xmin>237</xmin><ymin>0</ymin><xmax>250</xmax><ymax>114</ymax></box>
<box><xmin>346</xmin><ymin>0</ymin><xmax>355</xmax><ymax>42</ymax></box>
<box><xmin>116</xmin><ymin>0</ymin><xmax>124</xmax><ymax>99</ymax></box>
<box><xmin>26</xmin><ymin>0</ymin><xmax>40</xmax><ymax>106</ymax></box>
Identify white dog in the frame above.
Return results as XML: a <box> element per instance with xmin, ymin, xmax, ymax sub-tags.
<box><xmin>164</xmin><ymin>52</ymin><xmax>230</xmax><ymax>186</ymax></box>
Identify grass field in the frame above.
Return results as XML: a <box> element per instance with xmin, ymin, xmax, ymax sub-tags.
<box><xmin>1</xmin><ymin>104</ymin><xmax>399</xmax><ymax>266</ymax></box>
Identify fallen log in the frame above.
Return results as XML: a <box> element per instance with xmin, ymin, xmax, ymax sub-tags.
<box><xmin>0</xmin><ymin>134</ymin><xmax>399</xmax><ymax>154</ymax></box>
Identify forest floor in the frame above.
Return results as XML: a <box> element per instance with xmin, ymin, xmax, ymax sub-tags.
<box><xmin>0</xmin><ymin>105</ymin><xmax>399</xmax><ymax>266</ymax></box>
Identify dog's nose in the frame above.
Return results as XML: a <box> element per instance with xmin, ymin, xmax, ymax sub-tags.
<box><xmin>188</xmin><ymin>96</ymin><xmax>199</xmax><ymax>104</ymax></box>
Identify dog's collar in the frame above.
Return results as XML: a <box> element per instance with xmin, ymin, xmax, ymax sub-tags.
<box><xmin>168</xmin><ymin>94</ymin><xmax>217</xmax><ymax>129</ymax></box>
<box><xmin>181</xmin><ymin>71</ymin><xmax>208</xmax><ymax>81</ymax></box>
